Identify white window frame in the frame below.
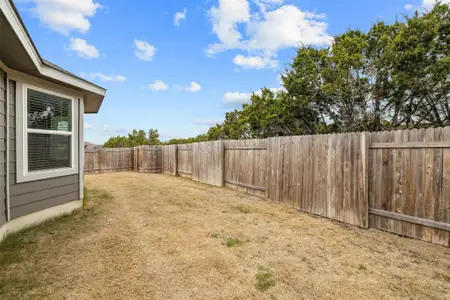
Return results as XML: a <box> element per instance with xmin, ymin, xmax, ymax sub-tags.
<box><xmin>16</xmin><ymin>83</ymin><xmax>79</xmax><ymax>183</ymax></box>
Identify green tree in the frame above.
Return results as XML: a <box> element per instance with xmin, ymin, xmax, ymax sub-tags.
<box><xmin>104</xmin><ymin>136</ymin><xmax>129</xmax><ymax>148</ymax></box>
<box><xmin>148</xmin><ymin>129</ymin><xmax>160</xmax><ymax>145</ymax></box>
<box><xmin>206</xmin><ymin>3</ymin><xmax>450</xmax><ymax>138</ymax></box>
<box><xmin>127</xmin><ymin>129</ymin><xmax>147</xmax><ymax>146</ymax></box>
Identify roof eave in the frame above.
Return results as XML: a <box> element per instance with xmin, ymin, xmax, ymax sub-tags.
<box><xmin>1</xmin><ymin>0</ymin><xmax>106</xmax><ymax>113</ymax></box>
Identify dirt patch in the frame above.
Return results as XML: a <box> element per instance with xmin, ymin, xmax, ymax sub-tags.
<box><xmin>1</xmin><ymin>172</ymin><xmax>450</xmax><ymax>300</ymax></box>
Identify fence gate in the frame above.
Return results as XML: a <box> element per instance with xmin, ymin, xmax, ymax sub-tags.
<box><xmin>223</xmin><ymin>139</ymin><xmax>267</xmax><ymax>197</ymax></box>
<box><xmin>177</xmin><ymin>144</ymin><xmax>193</xmax><ymax>177</ymax></box>
<box><xmin>368</xmin><ymin>128</ymin><xmax>450</xmax><ymax>247</ymax></box>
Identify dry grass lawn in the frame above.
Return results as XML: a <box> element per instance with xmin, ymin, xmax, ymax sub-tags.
<box><xmin>1</xmin><ymin>172</ymin><xmax>450</xmax><ymax>299</ymax></box>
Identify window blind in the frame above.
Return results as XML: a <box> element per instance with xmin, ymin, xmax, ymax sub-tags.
<box><xmin>26</xmin><ymin>88</ymin><xmax>73</xmax><ymax>172</ymax></box>
<box><xmin>28</xmin><ymin>133</ymin><xmax>71</xmax><ymax>171</ymax></box>
<box><xmin>27</xmin><ymin>89</ymin><xmax>72</xmax><ymax>132</ymax></box>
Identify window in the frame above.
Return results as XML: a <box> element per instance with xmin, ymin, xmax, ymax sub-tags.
<box><xmin>17</xmin><ymin>84</ymin><xmax>79</xmax><ymax>182</ymax></box>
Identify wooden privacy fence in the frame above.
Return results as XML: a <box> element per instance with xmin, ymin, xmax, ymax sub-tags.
<box><xmin>84</xmin><ymin>127</ymin><xmax>450</xmax><ymax>246</ymax></box>
<box><xmin>224</xmin><ymin>139</ymin><xmax>267</xmax><ymax>196</ymax></box>
<box><xmin>84</xmin><ymin>148</ymin><xmax>134</xmax><ymax>173</ymax></box>
<box><xmin>368</xmin><ymin>128</ymin><xmax>450</xmax><ymax>246</ymax></box>
<box><xmin>177</xmin><ymin>144</ymin><xmax>193</xmax><ymax>177</ymax></box>
<box><xmin>265</xmin><ymin>133</ymin><xmax>369</xmax><ymax>228</ymax></box>
<box><xmin>135</xmin><ymin>146</ymin><xmax>161</xmax><ymax>173</ymax></box>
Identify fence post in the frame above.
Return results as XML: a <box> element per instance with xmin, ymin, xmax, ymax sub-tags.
<box><xmin>265</xmin><ymin>137</ymin><xmax>270</xmax><ymax>199</ymax></box>
<box><xmin>133</xmin><ymin>147</ymin><xmax>136</xmax><ymax>171</ymax></box>
<box><xmin>265</xmin><ymin>137</ymin><xmax>283</xmax><ymax>202</ymax></box>
<box><xmin>131</xmin><ymin>147</ymin><xmax>134</xmax><ymax>171</ymax></box>
<box><xmin>98</xmin><ymin>150</ymin><xmax>102</xmax><ymax>173</ymax></box>
<box><xmin>133</xmin><ymin>147</ymin><xmax>136</xmax><ymax>172</ymax></box>
<box><xmin>221</xmin><ymin>140</ymin><xmax>225</xmax><ymax>187</ymax></box>
<box><xmin>361</xmin><ymin>132</ymin><xmax>369</xmax><ymax>228</ymax></box>
<box><xmin>174</xmin><ymin>145</ymin><xmax>178</xmax><ymax>176</ymax></box>
<box><xmin>141</xmin><ymin>146</ymin><xmax>145</xmax><ymax>172</ymax></box>
<box><xmin>219</xmin><ymin>140</ymin><xmax>225</xmax><ymax>187</ymax></box>
<box><xmin>158</xmin><ymin>146</ymin><xmax>162</xmax><ymax>173</ymax></box>
<box><xmin>134</xmin><ymin>147</ymin><xmax>138</xmax><ymax>172</ymax></box>
<box><xmin>137</xmin><ymin>147</ymin><xmax>140</xmax><ymax>172</ymax></box>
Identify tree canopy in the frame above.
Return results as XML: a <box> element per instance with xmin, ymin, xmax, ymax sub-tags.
<box><xmin>104</xmin><ymin>129</ymin><xmax>162</xmax><ymax>148</ymax></box>
<box><xmin>103</xmin><ymin>128</ymin><xmax>209</xmax><ymax>147</ymax></box>
<box><xmin>205</xmin><ymin>4</ymin><xmax>450</xmax><ymax>139</ymax></box>
<box><xmin>104</xmin><ymin>4</ymin><xmax>450</xmax><ymax>147</ymax></box>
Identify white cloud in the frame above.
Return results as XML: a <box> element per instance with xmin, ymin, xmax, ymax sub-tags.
<box><xmin>174</xmin><ymin>8</ymin><xmax>187</xmax><ymax>26</ymax></box>
<box><xmin>84</xmin><ymin>123</ymin><xmax>93</xmax><ymax>129</ymax></box>
<box><xmin>233</xmin><ymin>54</ymin><xmax>278</xmax><ymax>69</ymax></box>
<box><xmin>207</xmin><ymin>0</ymin><xmax>251</xmax><ymax>55</ymax></box>
<box><xmin>246</xmin><ymin>5</ymin><xmax>332</xmax><ymax>53</ymax></box>
<box><xmin>148</xmin><ymin>80</ymin><xmax>168</xmax><ymax>91</ymax></box>
<box><xmin>207</xmin><ymin>1</ymin><xmax>332</xmax><ymax>67</ymax></box>
<box><xmin>223</xmin><ymin>92</ymin><xmax>253</xmax><ymax>104</ymax></box>
<box><xmin>81</xmin><ymin>72</ymin><xmax>126</xmax><ymax>82</ymax></box>
<box><xmin>254</xmin><ymin>0</ymin><xmax>284</xmax><ymax>14</ymax></box>
<box><xmin>223</xmin><ymin>87</ymin><xmax>282</xmax><ymax>104</ymax></box>
<box><xmin>183</xmin><ymin>82</ymin><xmax>202</xmax><ymax>92</ymax></box>
<box><xmin>69</xmin><ymin>38</ymin><xmax>99</xmax><ymax>58</ymax></box>
<box><xmin>422</xmin><ymin>0</ymin><xmax>450</xmax><ymax>10</ymax></box>
<box><xmin>405</xmin><ymin>1</ymin><xmax>449</xmax><ymax>12</ymax></box>
<box><xmin>31</xmin><ymin>0</ymin><xmax>101</xmax><ymax>35</ymax></box>
<box><xmin>134</xmin><ymin>40</ymin><xmax>156</xmax><ymax>61</ymax></box>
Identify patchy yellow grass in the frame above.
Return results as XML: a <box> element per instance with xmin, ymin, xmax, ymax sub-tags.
<box><xmin>1</xmin><ymin>172</ymin><xmax>450</xmax><ymax>300</ymax></box>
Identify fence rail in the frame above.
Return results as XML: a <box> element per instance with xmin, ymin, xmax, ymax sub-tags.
<box><xmin>85</xmin><ymin>127</ymin><xmax>450</xmax><ymax>247</ymax></box>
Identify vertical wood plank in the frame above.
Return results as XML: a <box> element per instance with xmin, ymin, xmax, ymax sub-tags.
<box><xmin>431</xmin><ymin>128</ymin><xmax>444</xmax><ymax>244</ymax></box>
<box><xmin>335</xmin><ymin>134</ymin><xmax>344</xmax><ymax>223</ymax></box>
<box><xmin>360</xmin><ymin>132</ymin><xmax>369</xmax><ymax>228</ymax></box>
<box><xmin>327</xmin><ymin>134</ymin><xmax>336</xmax><ymax>220</ymax></box>
<box><xmin>423</xmin><ymin>128</ymin><xmax>435</xmax><ymax>242</ymax></box>
<box><xmin>349</xmin><ymin>133</ymin><xmax>357</xmax><ymax>225</ymax></box>
<box><xmin>393</xmin><ymin>130</ymin><xmax>403</xmax><ymax>234</ymax></box>
<box><xmin>266</xmin><ymin>137</ymin><xmax>283</xmax><ymax>202</ymax></box>
<box><xmin>442</xmin><ymin>145</ymin><xmax>450</xmax><ymax>247</ymax></box>
<box><xmin>414</xmin><ymin>129</ymin><xmax>426</xmax><ymax>240</ymax></box>
<box><xmin>437</xmin><ymin>128</ymin><xmax>450</xmax><ymax>246</ymax></box>
<box><xmin>281</xmin><ymin>137</ymin><xmax>291</xmax><ymax>205</ymax></box>
<box><xmin>342</xmin><ymin>133</ymin><xmax>351</xmax><ymax>224</ymax></box>
<box><xmin>319</xmin><ymin>135</ymin><xmax>328</xmax><ymax>217</ymax></box>
<box><xmin>301</xmin><ymin>136</ymin><xmax>311</xmax><ymax>211</ymax></box>
<box><xmin>98</xmin><ymin>150</ymin><xmax>103</xmax><ymax>173</ymax></box>
<box><xmin>297</xmin><ymin>136</ymin><xmax>304</xmax><ymax>210</ymax></box>
<box><xmin>401</xmin><ymin>129</ymin><xmax>413</xmax><ymax>237</ymax></box>
<box><xmin>219</xmin><ymin>140</ymin><xmax>225</xmax><ymax>186</ymax></box>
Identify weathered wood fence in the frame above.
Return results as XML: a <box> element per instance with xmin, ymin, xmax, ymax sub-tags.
<box><xmin>84</xmin><ymin>148</ymin><xmax>134</xmax><ymax>173</ymax></box>
<box><xmin>84</xmin><ymin>127</ymin><xmax>450</xmax><ymax>246</ymax></box>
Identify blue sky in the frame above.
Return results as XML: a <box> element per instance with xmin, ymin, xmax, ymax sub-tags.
<box><xmin>14</xmin><ymin>0</ymin><xmax>440</xmax><ymax>143</ymax></box>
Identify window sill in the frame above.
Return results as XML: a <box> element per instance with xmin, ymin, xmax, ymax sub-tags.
<box><xmin>16</xmin><ymin>167</ymin><xmax>79</xmax><ymax>183</ymax></box>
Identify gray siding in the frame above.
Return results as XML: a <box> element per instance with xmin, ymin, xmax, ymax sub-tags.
<box><xmin>0</xmin><ymin>69</ymin><xmax>6</xmax><ymax>226</ymax></box>
<box><xmin>9</xmin><ymin>79</ymin><xmax>80</xmax><ymax>219</ymax></box>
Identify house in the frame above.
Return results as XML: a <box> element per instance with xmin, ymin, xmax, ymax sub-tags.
<box><xmin>84</xmin><ymin>141</ymin><xmax>104</xmax><ymax>151</ymax></box>
<box><xmin>84</xmin><ymin>141</ymin><xmax>95</xmax><ymax>149</ymax></box>
<box><xmin>0</xmin><ymin>0</ymin><xmax>106</xmax><ymax>241</ymax></box>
